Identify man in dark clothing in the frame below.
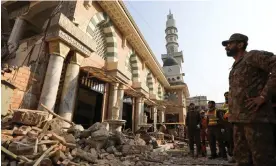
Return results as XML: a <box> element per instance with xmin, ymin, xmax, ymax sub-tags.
<box><xmin>222</xmin><ymin>92</ymin><xmax>235</xmax><ymax>163</ymax></box>
<box><xmin>185</xmin><ymin>103</ymin><xmax>201</xmax><ymax>157</ymax></box>
<box><xmin>272</xmin><ymin>95</ymin><xmax>276</xmax><ymax>148</ymax></box>
<box><xmin>206</xmin><ymin>101</ymin><xmax>227</xmax><ymax>159</ymax></box>
<box><xmin>223</xmin><ymin>33</ymin><xmax>276</xmax><ymax>165</ymax></box>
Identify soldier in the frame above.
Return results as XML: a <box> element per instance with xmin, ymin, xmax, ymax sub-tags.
<box><xmin>200</xmin><ymin>110</ymin><xmax>208</xmax><ymax>157</ymax></box>
<box><xmin>206</xmin><ymin>101</ymin><xmax>227</xmax><ymax>159</ymax></box>
<box><xmin>272</xmin><ymin>95</ymin><xmax>276</xmax><ymax>148</ymax></box>
<box><xmin>185</xmin><ymin>103</ymin><xmax>201</xmax><ymax>157</ymax></box>
<box><xmin>222</xmin><ymin>33</ymin><xmax>276</xmax><ymax>165</ymax></box>
<box><xmin>222</xmin><ymin>92</ymin><xmax>235</xmax><ymax>163</ymax></box>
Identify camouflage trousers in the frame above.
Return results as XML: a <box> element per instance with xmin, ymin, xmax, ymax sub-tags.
<box><xmin>233</xmin><ymin>123</ymin><xmax>276</xmax><ymax>166</ymax></box>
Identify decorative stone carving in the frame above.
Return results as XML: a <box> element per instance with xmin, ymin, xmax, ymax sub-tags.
<box><xmin>48</xmin><ymin>40</ymin><xmax>70</xmax><ymax>58</ymax></box>
<box><xmin>46</xmin><ymin>13</ymin><xmax>96</xmax><ymax>57</ymax></box>
<box><xmin>46</xmin><ymin>30</ymin><xmax>92</xmax><ymax>57</ymax></box>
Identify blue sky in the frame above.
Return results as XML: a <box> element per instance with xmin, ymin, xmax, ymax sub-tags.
<box><xmin>124</xmin><ymin>0</ymin><xmax>276</xmax><ymax>102</ymax></box>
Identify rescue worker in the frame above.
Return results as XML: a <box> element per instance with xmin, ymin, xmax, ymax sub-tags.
<box><xmin>185</xmin><ymin>103</ymin><xmax>201</xmax><ymax>157</ymax></box>
<box><xmin>222</xmin><ymin>92</ymin><xmax>235</xmax><ymax>163</ymax></box>
<box><xmin>200</xmin><ymin>110</ymin><xmax>208</xmax><ymax>157</ymax></box>
<box><xmin>222</xmin><ymin>33</ymin><xmax>276</xmax><ymax>165</ymax></box>
<box><xmin>206</xmin><ymin>101</ymin><xmax>227</xmax><ymax>159</ymax></box>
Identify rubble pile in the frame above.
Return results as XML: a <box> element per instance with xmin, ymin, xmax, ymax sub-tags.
<box><xmin>1</xmin><ymin>109</ymin><xmax>169</xmax><ymax>166</ymax></box>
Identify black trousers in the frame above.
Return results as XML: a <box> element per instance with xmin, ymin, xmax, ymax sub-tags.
<box><xmin>224</xmin><ymin>127</ymin><xmax>234</xmax><ymax>156</ymax></box>
<box><xmin>208</xmin><ymin>126</ymin><xmax>226</xmax><ymax>157</ymax></box>
<box><xmin>188</xmin><ymin>128</ymin><xmax>201</xmax><ymax>153</ymax></box>
<box><xmin>274</xmin><ymin>107</ymin><xmax>276</xmax><ymax>148</ymax></box>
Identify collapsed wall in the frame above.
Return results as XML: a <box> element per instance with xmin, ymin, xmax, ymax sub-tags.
<box><xmin>2</xmin><ymin>35</ymin><xmax>49</xmax><ymax>114</ymax></box>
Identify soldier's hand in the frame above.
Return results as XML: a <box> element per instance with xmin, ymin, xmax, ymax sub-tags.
<box><xmin>245</xmin><ymin>96</ymin><xmax>265</xmax><ymax>112</ymax></box>
<box><xmin>221</xmin><ymin>129</ymin><xmax>225</xmax><ymax>133</ymax></box>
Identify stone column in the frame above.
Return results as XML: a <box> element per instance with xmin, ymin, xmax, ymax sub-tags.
<box><xmin>135</xmin><ymin>97</ymin><xmax>144</xmax><ymax>131</ymax></box>
<box><xmin>117</xmin><ymin>84</ymin><xmax>124</xmax><ymax>120</ymax></box>
<box><xmin>101</xmin><ymin>83</ymin><xmax>109</xmax><ymax>122</ymax></box>
<box><xmin>7</xmin><ymin>17</ymin><xmax>27</xmax><ymax>55</ymax></box>
<box><xmin>153</xmin><ymin>106</ymin><xmax>157</xmax><ymax>132</ymax></box>
<box><xmin>159</xmin><ymin>110</ymin><xmax>165</xmax><ymax>123</ymax></box>
<box><xmin>108</xmin><ymin>83</ymin><xmax>119</xmax><ymax>119</ymax></box>
<box><xmin>105</xmin><ymin>83</ymin><xmax>126</xmax><ymax>132</ymax></box>
<box><xmin>180</xmin><ymin>108</ymin><xmax>185</xmax><ymax>123</ymax></box>
<box><xmin>59</xmin><ymin>52</ymin><xmax>84</xmax><ymax>127</ymax></box>
<box><xmin>132</xmin><ymin>98</ymin><xmax>135</xmax><ymax>133</ymax></box>
<box><xmin>38</xmin><ymin>41</ymin><xmax>70</xmax><ymax>114</ymax></box>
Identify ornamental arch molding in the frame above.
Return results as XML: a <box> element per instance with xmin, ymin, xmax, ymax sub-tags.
<box><xmin>147</xmin><ymin>73</ymin><xmax>154</xmax><ymax>93</ymax></box>
<box><xmin>130</xmin><ymin>53</ymin><xmax>141</xmax><ymax>83</ymax></box>
<box><xmin>86</xmin><ymin>12</ymin><xmax>117</xmax><ymax>62</ymax></box>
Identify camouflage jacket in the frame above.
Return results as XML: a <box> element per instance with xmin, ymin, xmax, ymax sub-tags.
<box><xmin>228</xmin><ymin>50</ymin><xmax>276</xmax><ymax>123</ymax></box>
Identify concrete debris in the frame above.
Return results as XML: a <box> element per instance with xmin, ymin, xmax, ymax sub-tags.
<box><xmin>1</xmin><ymin>109</ymin><xmax>165</xmax><ymax>166</ymax></box>
<box><xmin>1</xmin><ymin>109</ymin><xmax>233</xmax><ymax>166</ymax></box>
<box><xmin>12</xmin><ymin>109</ymin><xmax>48</xmax><ymax>126</ymax></box>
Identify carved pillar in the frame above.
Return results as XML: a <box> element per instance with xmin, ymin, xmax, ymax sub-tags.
<box><xmin>108</xmin><ymin>83</ymin><xmax>119</xmax><ymax>119</ymax></box>
<box><xmin>59</xmin><ymin>52</ymin><xmax>83</xmax><ymax>127</ymax></box>
<box><xmin>153</xmin><ymin>106</ymin><xmax>157</xmax><ymax>131</ymax></box>
<box><xmin>1</xmin><ymin>17</ymin><xmax>27</xmax><ymax>58</ymax></box>
<box><xmin>38</xmin><ymin>41</ymin><xmax>70</xmax><ymax>114</ymax></box>
<box><xmin>117</xmin><ymin>84</ymin><xmax>124</xmax><ymax>120</ymax></box>
<box><xmin>180</xmin><ymin>108</ymin><xmax>185</xmax><ymax>123</ymax></box>
<box><xmin>101</xmin><ymin>83</ymin><xmax>109</xmax><ymax>122</ymax></box>
<box><xmin>3</xmin><ymin>17</ymin><xmax>26</xmax><ymax>59</ymax></box>
<box><xmin>135</xmin><ymin>97</ymin><xmax>144</xmax><ymax>131</ymax></box>
<box><xmin>105</xmin><ymin>83</ymin><xmax>126</xmax><ymax>132</ymax></box>
<box><xmin>132</xmin><ymin>97</ymin><xmax>135</xmax><ymax>133</ymax></box>
<box><xmin>159</xmin><ymin>110</ymin><xmax>165</xmax><ymax>123</ymax></box>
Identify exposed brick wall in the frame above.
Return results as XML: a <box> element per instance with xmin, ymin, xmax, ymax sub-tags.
<box><xmin>2</xmin><ymin>66</ymin><xmax>31</xmax><ymax>109</ymax></box>
<box><xmin>2</xmin><ymin>35</ymin><xmax>49</xmax><ymax>111</ymax></box>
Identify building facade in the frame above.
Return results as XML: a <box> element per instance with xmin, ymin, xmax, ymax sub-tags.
<box><xmin>1</xmin><ymin>1</ymin><xmax>189</xmax><ymax>132</ymax></box>
<box><xmin>186</xmin><ymin>96</ymin><xmax>208</xmax><ymax>108</ymax></box>
<box><xmin>161</xmin><ymin>11</ymin><xmax>188</xmax><ymax>123</ymax></box>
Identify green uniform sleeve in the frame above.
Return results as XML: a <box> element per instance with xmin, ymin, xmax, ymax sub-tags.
<box><xmin>247</xmin><ymin>50</ymin><xmax>276</xmax><ymax>100</ymax></box>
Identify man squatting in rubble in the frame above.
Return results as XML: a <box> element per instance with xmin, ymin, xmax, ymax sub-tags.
<box><xmin>206</xmin><ymin>101</ymin><xmax>227</xmax><ymax>159</ymax></box>
<box><xmin>185</xmin><ymin>103</ymin><xmax>201</xmax><ymax>157</ymax></box>
<box><xmin>222</xmin><ymin>33</ymin><xmax>276</xmax><ymax>165</ymax></box>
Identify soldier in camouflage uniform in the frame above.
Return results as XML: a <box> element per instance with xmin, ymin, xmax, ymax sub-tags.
<box><xmin>272</xmin><ymin>95</ymin><xmax>276</xmax><ymax>148</ymax></box>
<box><xmin>222</xmin><ymin>33</ymin><xmax>276</xmax><ymax>166</ymax></box>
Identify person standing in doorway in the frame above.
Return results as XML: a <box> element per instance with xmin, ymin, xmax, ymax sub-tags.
<box><xmin>222</xmin><ymin>33</ymin><xmax>276</xmax><ymax>165</ymax></box>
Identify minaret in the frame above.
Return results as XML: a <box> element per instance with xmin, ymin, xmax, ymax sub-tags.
<box><xmin>166</xmin><ymin>9</ymin><xmax>179</xmax><ymax>55</ymax></box>
<box><xmin>162</xmin><ymin>10</ymin><xmax>185</xmax><ymax>85</ymax></box>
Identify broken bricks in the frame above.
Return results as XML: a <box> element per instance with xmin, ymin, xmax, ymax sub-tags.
<box><xmin>8</xmin><ymin>141</ymin><xmax>35</xmax><ymax>155</ymax></box>
<box><xmin>2</xmin><ymin>109</ymin><xmax>162</xmax><ymax>166</ymax></box>
<box><xmin>12</xmin><ymin>109</ymin><xmax>48</xmax><ymax>126</ymax></box>
<box><xmin>13</xmin><ymin>126</ymin><xmax>32</xmax><ymax>136</ymax></box>
<box><xmin>71</xmin><ymin>148</ymin><xmax>97</xmax><ymax>163</ymax></box>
